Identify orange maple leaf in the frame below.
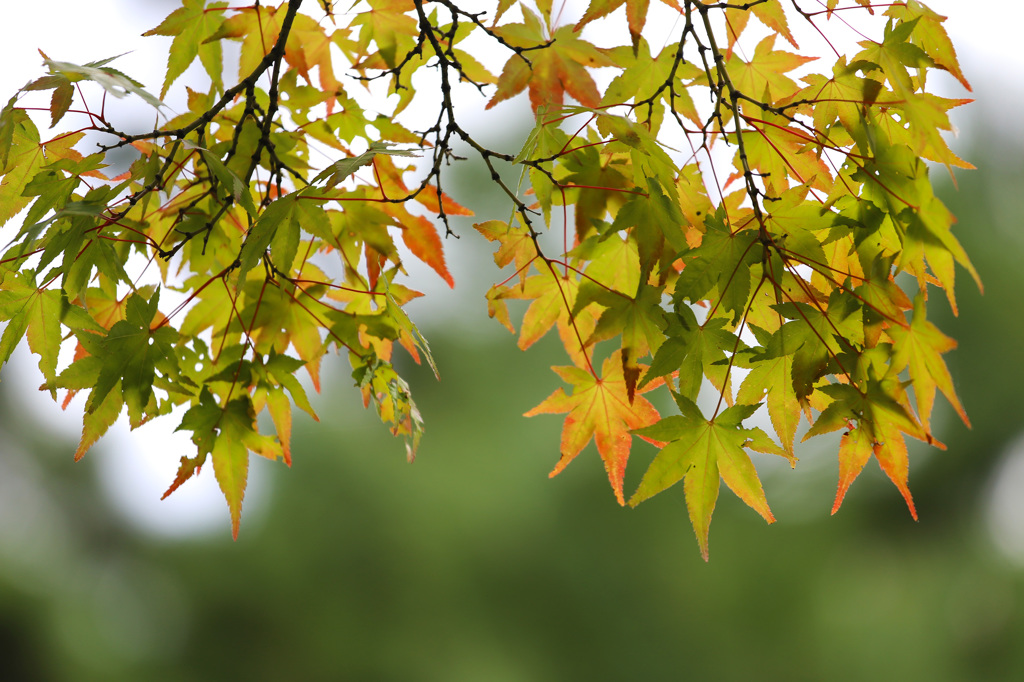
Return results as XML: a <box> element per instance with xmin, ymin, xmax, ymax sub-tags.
<box><xmin>525</xmin><ymin>351</ymin><xmax>661</xmax><ymax>504</ymax></box>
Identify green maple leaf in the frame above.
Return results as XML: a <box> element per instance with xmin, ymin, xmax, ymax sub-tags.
<box><xmin>42</xmin><ymin>56</ymin><xmax>163</xmax><ymax>110</ymax></box>
<box><xmin>200</xmin><ymin>148</ymin><xmax>258</xmax><ymax>218</ymax></box>
<box><xmin>174</xmin><ymin>389</ymin><xmax>282</xmax><ymax>537</ymax></box>
<box><xmin>885</xmin><ymin>92</ymin><xmax>973</xmax><ymax>171</ymax></box>
<box><xmin>573</xmin><ymin>232</ymin><xmax>641</xmax><ymax>300</ymax></box>
<box><xmin>213</xmin><ymin>398</ymin><xmax>261</xmax><ymax>539</ymax></box>
<box><xmin>19</xmin><ymin>167</ymin><xmax>81</xmax><ymax>234</ymax></box>
<box><xmin>87</xmin><ymin>291</ymin><xmax>179</xmax><ymax>425</ymax></box>
<box><xmin>762</xmin><ymin>186</ymin><xmax>833</xmax><ymax>264</ymax></box>
<box><xmin>144</xmin><ymin>0</ymin><xmax>228</xmax><ymax>97</ymax></box>
<box><xmin>241</xmin><ymin>280</ymin><xmax>331</xmax><ymax>389</ymax></box>
<box><xmin>75</xmin><ymin>383</ymin><xmax>123</xmax><ymax>462</ymax></box>
<box><xmin>898</xmin><ymin>194</ymin><xmax>980</xmax><ymax>315</ymax></box>
<box><xmin>610</xmin><ymin>182</ymin><xmax>689</xmax><ymax>278</ymax></box>
<box><xmin>602</xmin><ymin>40</ymin><xmax>701</xmax><ymax>129</ymax></box>
<box><xmin>737</xmin><ymin>340</ymin><xmax>801</xmax><ymax>456</ymax></box>
<box><xmin>560</xmin><ymin>141</ymin><xmax>633</xmax><ymax>241</ymax></box>
<box><xmin>253</xmin><ymin>351</ymin><xmax>319</xmax><ymax>467</ymax></box>
<box><xmin>312</xmin><ymin>142</ymin><xmax>419</xmax><ymax>189</ymax></box>
<box><xmin>793</xmin><ymin>59</ymin><xmax>885</xmax><ymax>140</ymax></box>
<box><xmin>854</xmin><ymin>253</ymin><xmax>912</xmax><ymax>347</ymax></box>
<box><xmin>773</xmin><ymin>290</ymin><xmax>863</xmax><ymax>402</ymax></box>
<box><xmin>61</xmin><ymin>229</ymin><xmax>131</xmax><ymax>302</ymax></box>
<box><xmin>887</xmin><ymin>294</ymin><xmax>968</xmax><ymax>434</ymax></box>
<box><xmin>885</xmin><ymin>0</ymin><xmax>970</xmax><ymax>90</ymax></box>
<box><xmin>238</xmin><ymin>193</ymin><xmax>298</xmax><ymax>282</ymax></box>
<box><xmin>630</xmin><ymin>397</ymin><xmax>785</xmax><ymax>560</ymax></box>
<box><xmin>177</xmin><ymin>387</ymin><xmax>223</xmax><ymax>459</ymax></box>
<box><xmin>580</xmin><ymin>283</ymin><xmax>666</xmax><ymax>401</ymax></box>
<box><xmin>854</xmin><ymin>18</ymin><xmax>931</xmax><ymax>96</ymax></box>
<box><xmin>0</xmin><ymin>121</ymin><xmax>82</xmax><ymax>229</ymax></box>
<box><xmin>0</xmin><ymin>272</ymin><xmax>62</xmax><ymax>389</ymax></box>
<box><xmin>644</xmin><ymin>306</ymin><xmax>744</xmax><ymax>402</ymax></box>
<box><xmin>675</xmin><ymin>210</ymin><xmax>761</xmax><ymax>324</ymax></box>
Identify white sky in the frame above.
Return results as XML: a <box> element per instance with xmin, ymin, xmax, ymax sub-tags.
<box><xmin>0</xmin><ymin>1</ymin><xmax>1021</xmax><ymax>539</ymax></box>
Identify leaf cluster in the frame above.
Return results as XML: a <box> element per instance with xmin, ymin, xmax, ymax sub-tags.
<box><xmin>0</xmin><ymin>0</ymin><xmax>976</xmax><ymax>555</ymax></box>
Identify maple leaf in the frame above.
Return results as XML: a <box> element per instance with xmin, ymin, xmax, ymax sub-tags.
<box><xmin>610</xmin><ymin>183</ymin><xmax>690</xmax><ymax>278</ymax></box>
<box><xmin>489</xmin><ymin>266</ymin><xmax>599</xmax><ymax>369</ymax></box>
<box><xmin>143</xmin><ymin>0</ymin><xmax>228</xmax><ymax>97</ymax></box>
<box><xmin>237</xmin><ymin>193</ymin><xmax>298</xmax><ymax>283</ymax></box>
<box><xmin>372</xmin><ymin>155</ymin><xmax>467</xmax><ymax>288</ymax></box>
<box><xmin>554</xmin><ymin>140</ymin><xmax>632</xmax><ymax>241</ymax></box>
<box><xmin>40</xmin><ymin>55</ymin><xmax>164</xmax><ymax>110</ymax></box>
<box><xmin>674</xmin><ymin>210</ymin><xmax>761</xmax><ymax>325</ymax></box>
<box><xmin>724</xmin><ymin>0</ymin><xmax>798</xmax><ymax>50</ymax></box>
<box><xmin>722</xmin><ymin>34</ymin><xmax>815</xmax><ymax>104</ymax></box>
<box><xmin>284</xmin><ymin>13</ymin><xmax>342</xmax><ymax>105</ymax></box>
<box><xmin>352</xmin><ymin>356</ymin><xmax>425</xmax><ymax>461</ymax></box>
<box><xmin>574</xmin><ymin>0</ymin><xmax>681</xmax><ymax>50</ymax></box>
<box><xmin>570</xmin><ymin>234</ymin><xmax>660</xmax><ymax>398</ymax></box>
<box><xmin>74</xmin><ymin>382</ymin><xmax>123</xmax><ymax>462</ymax></box>
<box><xmin>792</xmin><ymin>59</ymin><xmax>885</xmax><ymax>142</ymax></box>
<box><xmin>259</xmin><ymin>351</ymin><xmax>319</xmax><ymax>441</ymax></box>
<box><xmin>737</xmin><ymin>333</ymin><xmax>801</xmax><ymax>456</ymax></box>
<box><xmin>887</xmin><ymin>294</ymin><xmax>968</xmax><ymax>435</ymax></box>
<box><xmin>205</xmin><ymin>4</ymin><xmax>284</xmax><ymax>80</ymax></box>
<box><xmin>488</xmin><ymin>8</ymin><xmax>616</xmax><ymax>112</ymax></box>
<box><xmin>474</xmin><ymin>219</ymin><xmax>538</xmax><ymax>285</ymax></box>
<box><xmin>739</xmin><ymin>111</ymin><xmax>832</xmax><ymax>194</ymax></box>
<box><xmin>240</xmin><ymin>278</ymin><xmax>331</xmax><ymax>390</ymax></box>
<box><xmin>602</xmin><ymin>40</ymin><xmax>701</xmax><ymax>129</ymax></box>
<box><xmin>579</xmin><ymin>283</ymin><xmax>667</xmax><ymax>401</ymax></box>
<box><xmin>350</xmin><ymin>0</ymin><xmax>418</xmax><ymax>71</ymax></box>
<box><xmin>804</xmin><ymin>359</ymin><xmax>930</xmax><ymax>519</ymax></box>
<box><xmin>885</xmin><ymin>0</ymin><xmax>970</xmax><ymax>91</ymax></box>
<box><xmin>892</xmin><ymin>92</ymin><xmax>974</xmax><ymax>171</ymax></box>
<box><xmin>855</xmin><ymin>17</ymin><xmax>932</xmax><ymax>97</ymax></box>
<box><xmin>0</xmin><ymin>272</ymin><xmax>62</xmax><ymax>390</ymax></box>
<box><xmin>84</xmin><ymin>291</ymin><xmax>180</xmax><ymax>426</ymax></box>
<box><xmin>176</xmin><ymin>390</ymin><xmax>282</xmax><ymax>538</ymax></box>
<box><xmin>630</xmin><ymin>398</ymin><xmax>787</xmax><ymax>560</ymax></box>
<box><xmin>525</xmin><ymin>351</ymin><xmax>661</xmax><ymax>505</ymax></box>
<box><xmin>644</xmin><ymin>306</ymin><xmax>745</xmax><ymax>403</ymax></box>
<box><xmin>831</xmin><ymin>426</ymin><xmax>874</xmax><ymax>516</ymax></box>
<box><xmin>0</xmin><ymin>122</ymin><xmax>83</xmax><ymax>229</ymax></box>
<box><xmin>385</xmin><ymin>202</ymin><xmax>456</xmax><ymax>289</ymax></box>
<box><xmin>772</xmin><ymin>291</ymin><xmax>864</xmax><ymax>403</ymax></box>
